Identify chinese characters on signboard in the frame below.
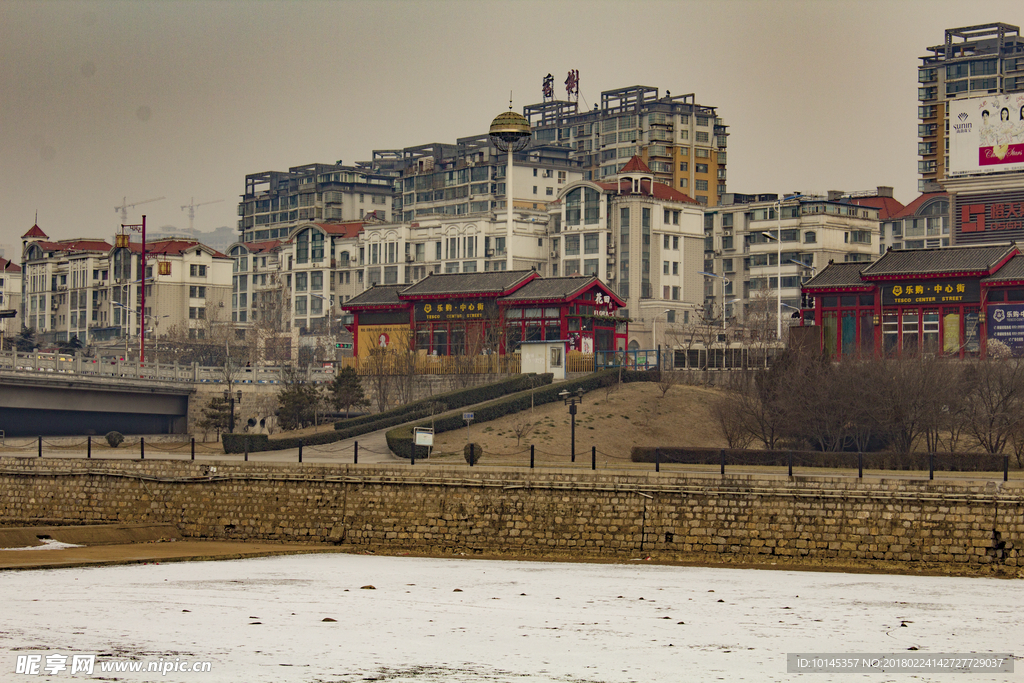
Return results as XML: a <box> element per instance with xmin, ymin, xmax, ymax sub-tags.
<box><xmin>956</xmin><ymin>191</ymin><xmax>1024</xmax><ymax>243</ymax></box>
<box><xmin>987</xmin><ymin>303</ymin><xmax>1024</xmax><ymax>352</ymax></box>
<box><xmin>565</xmin><ymin>69</ymin><xmax>579</xmax><ymax>101</ymax></box>
<box><xmin>948</xmin><ymin>93</ymin><xmax>1024</xmax><ymax>177</ymax></box>
<box><xmin>542</xmin><ymin>73</ymin><xmax>554</xmax><ymax>100</ymax></box>
<box><xmin>881</xmin><ymin>280</ymin><xmax>979</xmax><ymax>305</ymax></box>
<box><xmin>414</xmin><ymin>300</ymin><xmax>496</xmax><ymax>322</ymax></box>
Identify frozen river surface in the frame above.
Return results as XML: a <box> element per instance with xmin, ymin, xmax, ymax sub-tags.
<box><xmin>0</xmin><ymin>553</ymin><xmax>1019</xmax><ymax>682</ymax></box>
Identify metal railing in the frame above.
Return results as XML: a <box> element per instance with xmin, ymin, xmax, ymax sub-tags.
<box><xmin>0</xmin><ymin>349</ymin><xmax>335</xmax><ymax>385</ymax></box>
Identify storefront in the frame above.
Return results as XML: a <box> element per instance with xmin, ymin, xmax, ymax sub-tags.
<box><xmin>802</xmin><ymin>243</ymin><xmax>1019</xmax><ymax>358</ymax></box>
<box><xmin>343</xmin><ymin>270</ymin><xmax>627</xmax><ymax>358</ymax></box>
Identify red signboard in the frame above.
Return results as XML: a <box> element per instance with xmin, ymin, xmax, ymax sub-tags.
<box><xmin>954</xmin><ymin>190</ymin><xmax>1024</xmax><ymax>243</ymax></box>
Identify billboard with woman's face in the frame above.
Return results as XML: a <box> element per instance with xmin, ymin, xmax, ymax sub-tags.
<box><xmin>949</xmin><ymin>93</ymin><xmax>1024</xmax><ymax>176</ymax></box>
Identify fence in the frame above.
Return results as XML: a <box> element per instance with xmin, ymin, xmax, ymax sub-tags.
<box><xmin>0</xmin><ymin>349</ymin><xmax>335</xmax><ymax>385</ymax></box>
<box><xmin>337</xmin><ymin>353</ymin><xmax>521</xmax><ymax>376</ymax></box>
<box><xmin>3</xmin><ymin>437</ymin><xmax>1015</xmax><ymax>482</ymax></box>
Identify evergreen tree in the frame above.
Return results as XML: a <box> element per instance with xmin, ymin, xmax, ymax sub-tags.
<box><xmin>277</xmin><ymin>382</ymin><xmax>320</xmax><ymax>430</ymax></box>
<box><xmin>15</xmin><ymin>326</ymin><xmax>36</xmax><ymax>352</ymax></box>
<box><xmin>196</xmin><ymin>396</ymin><xmax>231</xmax><ymax>441</ymax></box>
<box><xmin>329</xmin><ymin>366</ymin><xmax>368</xmax><ymax>417</ymax></box>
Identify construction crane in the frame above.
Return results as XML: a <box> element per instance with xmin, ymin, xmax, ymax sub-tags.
<box><xmin>180</xmin><ymin>197</ymin><xmax>224</xmax><ymax>233</ymax></box>
<box><xmin>115</xmin><ymin>196</ymin><xmax>165</xmax><ymax>224</ymax></box>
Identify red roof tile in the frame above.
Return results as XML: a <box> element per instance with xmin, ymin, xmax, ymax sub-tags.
<box><xmin>850</xmin><ymin>196</ymin><xmax>905</xmax><ymax>220</ymax></box>
<box><xmin>891</xmin><ymin>192</ymin><xmax>948</xmax><ymax>220</ymax></box>
<box><xmin>595</xmin><ymin>179</ymin><xmax>701</xmax><ymax>205</ymax></box>
<box><xmin>127</xmin><ymin>239</ymin><xmax>228</xmax><ymax>258</ymax></box>
<box><xmin>246</xmin><ymin>239</ymin><xmax>282</xmax><ymax>254</ymax></box>
<box><xmin>619</xmin><ymin>156</ymin><xmax>653</xmax><ymax>174</ymax></box>
<box><xmin>0</xmin><ymin>257</ymin><xmax>22</xmax><ymax>273</ymax></box>
<box><xmin>38</xmin><ymin>239</ymin><xmax>112</xmax><ymax>253</ymax></box>
<box><xmin>314</xmin><ymin>221</ymin><xmax>365</xmax><ymax>238</ymax></box>
<box><xmin>22</xmin><ymin>224</ymin><xmax>47</xmax><ymax>239</ymax></box>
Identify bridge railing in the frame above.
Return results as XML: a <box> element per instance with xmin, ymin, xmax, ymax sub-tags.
<box><xmin>0</xmin><ymin>349</ymin><xmax>336</xmax><ymax>385</ymax></box>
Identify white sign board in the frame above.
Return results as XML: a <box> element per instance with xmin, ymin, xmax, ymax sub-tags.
<box><xmin>413</xmin><ymin>428</ymin><xmax>434</xmax><ymax>447</ymax></box>
<box><xmin>949</xmin><ymin>93</ymin><xmax>1024</xmax><ymax>176</ymax></box>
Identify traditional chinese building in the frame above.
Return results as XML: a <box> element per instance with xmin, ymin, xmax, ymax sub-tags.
<box><xmin>801</xmin><ymin>243</ymin><xmax>1024</xmax><ymax>358</ymax></box>
<box><xmin>342</xmin><ymin>270</ymin><xmax>627</xmax><ymax>358</ymax></box>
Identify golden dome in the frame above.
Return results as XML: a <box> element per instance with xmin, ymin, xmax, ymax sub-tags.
<box><xmin>489</xmin><ymin>110</ymin><xmax>531</xmax><ymax>138</ymax></box>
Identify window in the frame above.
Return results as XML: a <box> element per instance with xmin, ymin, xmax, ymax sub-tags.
<box><xmin>804</xmin><ymin>231</ymin><xmax>816</xmax><ymax>243</ymax></box>
<box><xmin>189</xmin><ymin>285</ymin><xmax>206</xmax><ymax>298</ymax></box>
<box><xmin>583</xmin><ymin>259</ymin><xmax>599</xmax><ymax>276</ymax></box>
<box><xmin>679</xmin><ymin>162</ymin><xmax>688</xmax><ymax>172</ymax></box>
<box><xmin>311</xmin><ymin>271</ymin><xmax>323</xmax><ymax>290</ymax></box>
<box><xmin>695</xmin><ymin>180</ymin><xmax>708</xmax><ymax>192</ymax></box>
<box><xmin>565</xmin><ymin>234</ymin><xmax>580</xmax><ymax>255</ymax></box>
<box><xmin>672</xmin><ymin>262</ymin><xmax>679</xmax><ymax>275</ymax></box>
<box><xmin>189</xmin><ymin>264</ymin><xmax>207</xmax><ymax>277</ymax></box>
<box><xmin>546</xmin><ymin>187</ymin><xmax>553</xmax><ymax>196</ymax></box>
<box><xmin>584</xmin><ymin>233</ymin><xmax>600</xmax><ymax>254</ymax></box>
<box><xmin>295</xmin><ymin>272</ymin><xmax>307</xmax><ymax>291</ymax></box>
<box><xmin>679</xmin><ymin>179</ymin><xmax>688</xmax><ymax>188</ymax></box>
<box><xmin>695</xmin><ymin>164</ymin><xmax>708</xmax><ymax>174</ymax></box>
<box><xmin>722</xmin><ymin>235</ymin><xmax>734</xmax><ymax>250</ymax></box>
<box><xmin>672</xmin><ymin>235</ymin><xmax>679</xmax><ymax>249</ymax></box>
<box><xmin>663</xmin><ymin>261</ymin><xmax>670</xmax><ymax>275</ymax></box>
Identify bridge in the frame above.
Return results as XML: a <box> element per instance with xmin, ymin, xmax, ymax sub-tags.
<box><xmin>0</xmin><ymin>350</ymin><xmax>335</xmax><ymax>437</ymax></box>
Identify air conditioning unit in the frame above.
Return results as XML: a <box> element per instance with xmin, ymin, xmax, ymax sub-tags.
<box><xmin>607</xmin><ymin>257</ymin><xmax>616</xmax><ymax>266</ymax></box>
<box><xmin>714</xmin><ymin>250</ymin><xmax>722</xmax><ymax>256</ymax></box>
<box><xmin>607</xmin><ymin>244</ymin><xmax>616</xmax><ymax>254</ymax></box>
<box><xmin>405</xmin><ymin>255</ymin><xmax>414</xmax><ymax>262</ymax></box>
<box><xmin>550</xmin><ymin>251</ymin><xmax>559</xmax><ymax>259</ymax></box>
<box><xmin>607</xmin><ymin>271</ymin><xmax>616</xmax><ymax>280</ymax></box>
<box><xmin>485</xmin><ymin>249</ymin><xmax>494</xmax><ymax>257</ymax></box>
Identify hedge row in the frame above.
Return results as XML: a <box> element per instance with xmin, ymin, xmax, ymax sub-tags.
<box><xmin>387</xmin><ymin>369</ymin><xmax>660</xmax><ymax>459</ymax></box>
<box><xmin>222</xmin><ymin>374</ymin><xmax>554</xmax><ymax>454</ymax></box>
<box><xmin>334</xmin><ymin>374</ymin><xmax>550</xmax><ymax>432</ymax></box>
<box><xmin>629</xmin><ymin>446</ymin><xmax>1018</xmax><ymax>472</ymax></box>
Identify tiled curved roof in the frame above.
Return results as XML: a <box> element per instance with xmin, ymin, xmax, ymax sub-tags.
<box><xmin>398</xmin><ymin>270</ymin><xmax>537</xmax><ymax>297</ymax></box>
<box><xmin>803</xmin><ymin>262</ymin><xmax>872</xmax><ymax>289</ymax></box>
<box><xmin>862</xmin><ymin>243</ymin><xmax>1016</xmax><ymax>278</ymax></box>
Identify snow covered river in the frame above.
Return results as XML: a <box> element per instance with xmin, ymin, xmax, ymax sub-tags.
<box><xmin>0</xmin><ymin>553</ymin><xmax>1019</xmax><ymax>682</ymax></box>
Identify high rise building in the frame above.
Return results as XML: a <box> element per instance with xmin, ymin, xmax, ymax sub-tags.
<box><xmin>525</xmin><ymin>85</ymin><xmax>727</xmax><ymax>206</ymax></box>
<box><xmin>918</xmin><ymin>23</ymin><xmax>1024</xmax><ymax>192</ymax></box>
<box><xmin>237</xmin><ymin>162</ymin><xmax>396</xmax><ymax>244</ymax></box>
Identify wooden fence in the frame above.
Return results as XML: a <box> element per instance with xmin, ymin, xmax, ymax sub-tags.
<box><xmin>339</xmin><ymin>353</ymin><xmax>523</xmax><ymax>376</ymax></box>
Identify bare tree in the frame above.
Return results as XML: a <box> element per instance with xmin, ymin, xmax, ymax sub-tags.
<box><xmin>961</xmin><ymin>359</ymin><xmax>1024</xmax><ymax>454</ymax></box>
<box><xmin>710</xmin><ymin>394</ymin><xmax>754</xmax><ymax>449</ymax></box>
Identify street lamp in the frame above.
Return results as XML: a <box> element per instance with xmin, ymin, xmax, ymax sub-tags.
<box><xmin>559</xmin><ymin>387</ymin><xmax>584</xmax><ymax>463</ymax></box>
<box><xmin>489</xmin><ymin>106</ymin><xmax>532</xmax><ymax>272</ymax></box>
<box><xmin>698</xmin><ymin>271</ymin><xmax>731</xmax><ymax>329</ymax></box>
<box><xmin>762</xmin><ymin>193</ymin><xmax>804</xmax><ymax>341</ymax></box>
<box><xmin>223</xmin><ymin>389</ymin><xmax>242</xmax><ymax>434</ymax></box>
<box><xmin>651</xmin><ymin>308</ymin><xmax>672</xmax><ymax>351</ymax></box>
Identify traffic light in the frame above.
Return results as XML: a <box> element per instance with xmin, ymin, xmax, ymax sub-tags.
<box><xmin>334</xmin><ymin>342</ymin><xmax>353</xmax><ymax>349</ymax></box>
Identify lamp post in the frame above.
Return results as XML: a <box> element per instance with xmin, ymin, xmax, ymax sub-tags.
<box><xmin>698</xmin><ymin>271</ymin><xmax>731</xmax><ymax>329</ymax></box>
<box><xmin>762</xmin><ymin>194</ymin><xmax>804</xmax><ymax>341</ymax></box>
<box><xmin>489</xmin><ymin>106</ymin><xmax>532</xmax><ymax>272</ymax></box>
<box><xmin>651</xmin><ymin>308</ymin><xmax>671</xmax><ymax>370</ymax></box>
<box><xmin>223</xmin><ymin>388</ymin><xmax>242</xmax><ymax>434</ymax></box>
<box><xmin>559</xmin><ymin>387</ymin><xmax>584</xmax><ymax>463</ymax></box>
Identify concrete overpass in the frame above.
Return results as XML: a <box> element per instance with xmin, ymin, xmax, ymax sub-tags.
<box><xmin>0</xmin><ymin>372</ymin><xmax>192</xmax><ymax>436</ymax></box>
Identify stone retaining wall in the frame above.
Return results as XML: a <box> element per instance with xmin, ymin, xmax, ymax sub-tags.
<box><xmin>1</xmin><ymin>457</ymin><xmax>1020</xmax><ymax>575</ymax></box>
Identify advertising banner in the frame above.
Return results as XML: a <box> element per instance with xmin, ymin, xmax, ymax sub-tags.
<box><xmin>357</xmin><ymin>324</ymin><xmax>410</xmax><ymax>357</ymax></box>
<box><xmin>949</xmin><ymin>93</ymin><xmax>1024</xmax><ymax>176</ymax></box>
<box><xmin>986</xmin><ymin>303</ymin><xmax>1024</xmax><ymax>352</ymax></box>
<box><xmin>953</xmin><ymin>189</ymin><xmax>1024</xmax><ymax>244</ymax></box>
<box><xmin>880</xmin><ymin>279</ymin><xmax>979</xmax><ymax>306</ymax></box>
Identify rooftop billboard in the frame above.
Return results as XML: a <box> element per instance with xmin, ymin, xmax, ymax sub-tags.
<box><xmin>948</xmin><ymin>93</ymin><xmax>1024</xmax><ymax>176</ymax></box>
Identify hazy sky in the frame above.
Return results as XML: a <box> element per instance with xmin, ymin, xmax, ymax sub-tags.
<box><xmin>2</xmin><ymin>0</ymin><xmax>1021</xmax><ymax>253</ymax></box>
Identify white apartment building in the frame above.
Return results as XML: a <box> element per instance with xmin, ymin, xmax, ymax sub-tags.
<box><xmin>704</xmin><ymin>193</ymin><xmax>881</xmax><ymax>332</ymax></box>
<box><xmin>20</xmin><ymin>224</ymin><xmax>231</xmax><ymax>351</ymax></box>
<box><xmin>0</xmin><ymin>256</ymin><xmax>22</xmax><ymax>342</ymax></box>
<box><xmin>549</xmin><ymin>157</ymin><xmax>705</xmax><ymax>348</ymax></box>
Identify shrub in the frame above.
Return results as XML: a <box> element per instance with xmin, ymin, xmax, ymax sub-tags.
<box><xmin>464</xmin><ymin>443</ymin><xmax>483</xmax><ymax>465</ymax></box>
<box><xmin>222</xmin><ymin>433</ymin><xmax>270</xmax><ymax>454</ymax></box>
<box><xmin>105</xmin><ymin>431</ymin><xmax>124</xmax><ymax>448</ymax></box>
<box><xmin>387</xmin><ymin>369</ymin><xmax>658</xmax><ymax>458</ymax></box>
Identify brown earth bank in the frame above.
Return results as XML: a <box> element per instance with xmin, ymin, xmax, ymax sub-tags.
<box><xmin>429</xmin><ymin>381</ymin><xmax>727</xmax><ymax>463</ymax></box>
